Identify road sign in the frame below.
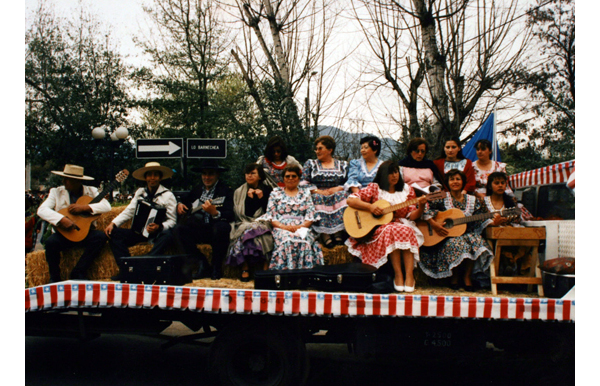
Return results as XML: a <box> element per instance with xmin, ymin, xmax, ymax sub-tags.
<box><xmin>186</xmin><ymin>138</ymin><xmax>227</xmax><ymax>159</ymax></box>
<box><xmin>136</xmin><ymin>138</ymin><xmax>183</xmax><ymax>159</ymax></box>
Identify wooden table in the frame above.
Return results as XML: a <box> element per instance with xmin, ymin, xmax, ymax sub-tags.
<box><xmin>485</xmin><ymin>226</ymin><xmax>546</xmax><ymax>296</ymax></box>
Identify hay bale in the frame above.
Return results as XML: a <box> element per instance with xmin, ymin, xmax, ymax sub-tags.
<box><xmin>25</xmin><ymin>243</ymin><xmax>119</xmax><ymax>287</ymax></box>
<box><xmin>322</xmin><ymin>244</ymin><xmax>354</xmax><ymax>265</ymax></box>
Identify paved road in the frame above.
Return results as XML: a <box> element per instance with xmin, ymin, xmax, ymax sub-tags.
<box><xmin>26</xmin><ymin>322</ymin><xmax>573</xmax><ymax>386</ymax></box>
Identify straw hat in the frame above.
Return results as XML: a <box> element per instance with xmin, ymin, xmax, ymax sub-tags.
<box><xmin>132</xmin><ymin>162</ymin><xmax>174</xmax><ymax>181</ymax></box>
<box><xmin>51</xmin><ymin>164</ymin><xmax>94</xmax><ymax>181</ymax></box>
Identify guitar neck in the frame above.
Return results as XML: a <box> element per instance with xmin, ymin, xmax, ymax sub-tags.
<box><xmin>453</xmin><ymin>208</ymin><xmax>518</xmax><ymax>226</ymax></box>
<box><xmin>90</xmin><ymin>179</ymin><xmax>120</xmax><ymax>204</ymax></box>
<box><xmin>382</xmin><ymin>197</ymin><xmax>420</xmax><ymax>214</ymax></box>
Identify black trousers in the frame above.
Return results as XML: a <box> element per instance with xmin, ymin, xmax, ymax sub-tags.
<box><xmin>44</xmin><ymin>230</ymin><xmax>107</xmax><ymax>282</ymax></box>
<box><xmin>108</xmin><ymin>227</ymin><xmax>171</xmax><ymax>264</ymax></box>
<box><xmin>157</xmin><ymin>220</ymin><xmax>231</xmax><ymax>274</ymax></box>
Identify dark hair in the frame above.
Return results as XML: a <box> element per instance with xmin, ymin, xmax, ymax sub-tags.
<box><xmin>485</xmin><ymin>172</ymin><xmax>515</xmax><ymax>208</ymax></box>
<box><xmin>445</xmin><ymin>169</ymin><xmax>467</xmax><ymax>191</ymax></box>
<box><xmin>360</xmin><ymin>135</ymin><xmax>381</xmax><ymax>157</ymax></box>
<box><xmin>315</xmin><ymin>135</ymin><xmax>336</xmax><ymax>155</ymax></box>
<box><xmin>244</xmin><ymin>163</ymin><xmax>266</xmax><ymax>181</ymax></box>
<box><xmin>282</xmin><ymin>164</ymin><xmax>302</xmax><ymax>178</ymax></box>
<box><xmin>475</xmin><ymin>139</ymin><xmax>493</xmax><ymax>158</ymax></box>
<box><xmin>264</xmin><ymin>136</ymin><xmax>289</xmax><ymax>161</ymax></box>
<box><xmin>439</xmin><ymin>137</ymin><xmax>466</xmax><ymax>160</ymax></box>
<box><xmin>373</xmin><ymin>161</ymin><xmax>404</xmax><ymax>192</ymax></box>
<box><xmin>144</xmin><ymin>170</ymin><xmax>163</xmax><ymax>179</ymax></box>
<box><xmin>406</xmin><ymin>137</ymin><xmax>429</xmax><ymax>157</ymax></box>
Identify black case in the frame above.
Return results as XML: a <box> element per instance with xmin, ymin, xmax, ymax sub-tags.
<box><xmin>120</xmin><ymin>254</ymin><xmax>193</xmax><ymax>286</ymax></box>
<box><xmin>254</xmin><ymin>263</ymin><xmax>377</xmax><ymax>292</ymax></box>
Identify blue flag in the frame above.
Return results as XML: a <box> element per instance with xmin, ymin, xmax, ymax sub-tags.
<box><xmin>462</xmin><ymin>113</ymin><xmax>501</xmax><ymax>162</ymax></box>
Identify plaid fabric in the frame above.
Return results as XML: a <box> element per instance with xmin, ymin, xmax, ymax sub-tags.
<box><xmin>195</xmin><ymin>185</ymin><xmax>217</xmax><ymax>224</ymax></box>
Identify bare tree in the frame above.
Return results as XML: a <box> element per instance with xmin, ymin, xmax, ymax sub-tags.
<box><xmin>352</xmin><ymin>0</ymin><xmax>426</xmax><ymax>139</ymax></box>
<box><xmin>353</xmin><ymin>0</ymin><xmax>532</xmax><ymax>146</ymax></box>
<box><xmin>138</xmin><ymin>0</ymin><xmax>234</xmax><ymax>137</ymax></box>
<box><xmin>227</xmin><ymin>0</ymin><xmax>345</xmax><ymax>160</ymax></box>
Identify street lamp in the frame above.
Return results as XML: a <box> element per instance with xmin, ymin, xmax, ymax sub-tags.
<box><xmin>92</xmin><ymin>125</ymin><xmax>129</xmax><ymax>200</ymax></box>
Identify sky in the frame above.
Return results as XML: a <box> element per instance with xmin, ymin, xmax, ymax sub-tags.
<box><xmin>22</xmin><ymin>0</ymin><xmax>541</xmax><ymax>141</ymax></box>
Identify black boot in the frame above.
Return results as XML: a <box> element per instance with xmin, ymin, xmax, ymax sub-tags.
<box><xmin>192</xmin><ymin>253</ymin><xmax>210</xmax><ymax>279</ymax></box>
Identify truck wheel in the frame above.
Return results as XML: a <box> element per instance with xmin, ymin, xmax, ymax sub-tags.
<box><xmin>210</xmin><ymin>322</ymin><xmax>308</xmax><ymax>386</ymax></box>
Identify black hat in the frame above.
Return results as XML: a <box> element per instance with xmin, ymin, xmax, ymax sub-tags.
<box><xmin>191</xmin><ymin>159</ymin><xmax>228</xmax><ymax>173</ymax></box>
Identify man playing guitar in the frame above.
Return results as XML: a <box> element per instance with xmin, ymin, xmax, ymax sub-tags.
<box><xmin>37</xmin><ymin>164</ymin><xmax>111</xmax><ymax>283</ymax></box>
<box><xmin>158</xmin><ymin>159</ymin><xmax>234</xmax><ymax>280</ymax></box>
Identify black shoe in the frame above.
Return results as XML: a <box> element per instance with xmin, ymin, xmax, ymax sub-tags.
<box><xmin>110</xmin><ymin>273</ymin><xmax>122</xmax><ymax>281</ymax></box>
<box><xmin>192</xmin><ymin>259</ymin><xmax>209</xmax><ymax>280</ymax></box>
<box><xmin>464</xmin><ymin>285</ymin><xmax>475</xmax><ymax>292</ymax></box>
<box><xmin>70</xmin><ymin>271</ymin><xmax>88</xmax><ymax>281</ymax></box>
<box><xmin>240</xmin><ymin>270</ymin><xmax>250</xmax><ymax>283</ymax></box>
<box><xmin>449</xmin><ymin>283</ymin><xmax>460</xmax><ymax>291</ymax></box>
<box><xmin>211</xmin><ymin>269</ymin><xmax>222</xmax><ymax>280</ymax></box>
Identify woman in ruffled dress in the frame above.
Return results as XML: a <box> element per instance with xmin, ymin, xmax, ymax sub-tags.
<box><xmin>345</xmin><ymin>135</ymin><xmax>384</xmax><ymax>194</ymax></box>
<box><xmin>473</xmin><ymin>139</ymin><xmax>513</xmax><ymax>200</ymax></box>
<box><xmin>345</xmin><ymin>161</ymin><xmax>427</xmax><ymax>292</ymax></box>
<box><xmin>256</xmin><ymin>136</ymin><xmax>301</xmax><ymax>189</ymax></box>
<box><xmin>300</xmin><ymin>135</ymin><xmax>349</xmax><ymax>247</ymax></box>
<box><xmin>259</xmin><ymin>164</ymin><xmax>324</xmax><ymax>270</ymax></box>
<box><xmin>398</xmin><ymin>137</ymin><xmax>444</xmax><ymax>194</ymax></box>
<box><xmin>418</xmin><ymin>169</ymin><xmax>493</xmax><ymax>291</ymax></box>
<box><xmin>433</xmin><ymin>137</ymin><xmax>476</xmax><ymax>194</ymax></box>
<box><xmin>481</xmin><ymin>172</ymin><xmax>533</xmax><ymax>229</ymax></box>
<box><xmin>226</xmin><ymin>164</ymin><xmax>274</xmax><ymax>282</ymax></box>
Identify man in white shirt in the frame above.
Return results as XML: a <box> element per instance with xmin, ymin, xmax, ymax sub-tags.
<box><xmin>37</xmin><ymin>164</ymin><xmax>111</xmax><ymax>283</ymax></box>
<box><xmin>104</xmin><ymin>162</ymin><xmax>177</xmax><ymax>280</ymax></box>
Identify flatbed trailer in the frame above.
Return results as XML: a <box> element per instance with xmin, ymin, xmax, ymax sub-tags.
<box><xmin>26</xmin><ymin>160</ymin><xmax>576</xmax><ymax>385</ymax></box>
<box><xmin>25</xmin><ymin>280</ymin><xmax>574</xmax><ymax>386</ymax></box>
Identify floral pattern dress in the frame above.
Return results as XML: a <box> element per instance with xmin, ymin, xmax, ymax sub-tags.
<box><xmin>256</xmin><ymin>155</ymin><xmax>301</xmax><ymax>188</ymax></box>
<box><xmin>473</xmin><ymin>161</ymin><xmax>513</xmax><ymax>196</ymax></box>
<box><xmin>258</xmin><ymin>187</ymin><xmax>324</xmax><ymax>270</ymax></box>
<box><xmin>300</xmin><ymin>158</ymin><xmax>350</xmax><ymax>234</ymax></box>
<box><xmin>418</xmin><ymin>192</ymin><xmax>493</xmax><ymax>279</ymax></box>
<box><xmin>344</xmin><ymin>158</ymin><xmax>384</xmax><ymax>191</ymax></box>
<box><xmin>345</xmin><ymin>183</ymin><xmax>424</xmax><ymax>269</ymax></box>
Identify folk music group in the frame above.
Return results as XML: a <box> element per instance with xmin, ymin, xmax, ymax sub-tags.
<box><xmin>37</xmin><ymin>135</ymin><xmax>531</xmax><ymax>292</ymax></box>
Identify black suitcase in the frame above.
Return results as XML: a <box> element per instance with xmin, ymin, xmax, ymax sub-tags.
<box><xmin>254</xmin><ymin>263</ymin><xmax>378</xmax><ymax>292</ymax></box>
<box><xmin>120</xmin><ymin>254</ymin><xmax>194</xmax><ymax>286</ymax></box>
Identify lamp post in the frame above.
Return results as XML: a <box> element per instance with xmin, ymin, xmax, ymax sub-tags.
<box><xmin>92</xmin><ymin>125</ymin><xmax>129</xmax><ymax>201</ymax></box>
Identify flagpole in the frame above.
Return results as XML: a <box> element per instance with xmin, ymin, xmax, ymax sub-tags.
<box><xmin>492</xmin><ymin>110</ymin><xmax>498</xmax><ymax>162</ymax></box>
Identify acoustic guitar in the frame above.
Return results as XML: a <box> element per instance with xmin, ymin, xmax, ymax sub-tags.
<box><xmin>177</xmin><ymin>196</ymin><xmax>226</xmax><ymax>224</ymax></box>
<box><xmin>416</xmin><ymin>207</ymin><xmax>522</xmax><ymax>247</ymax></box>
<box><xmin>343</xmin><ymin>191</ymin><xmax>445</xmax><ymax>239</ymax></box>
<box><xmin>56</xmin><ymin>170</ymin><xmax>129</xmax><ymax>242</ymax></box>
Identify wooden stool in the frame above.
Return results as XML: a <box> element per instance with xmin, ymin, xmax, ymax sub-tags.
<box><xmin>486</xmin><ymin>227</ymin><xmax>546</xmax><ymax>296</ymax></box>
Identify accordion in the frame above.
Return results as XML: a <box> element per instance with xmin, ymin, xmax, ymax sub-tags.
<box><xmin>131</xmin><ymin>200</ymin><xmax>167</xmax><ymax>238</ymax></box>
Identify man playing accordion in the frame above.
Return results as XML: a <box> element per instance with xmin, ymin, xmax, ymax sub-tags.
<box><xmin>104</xmin><ymin>162</ymin><xmax>177</xmax><ymax>280</ymax></box>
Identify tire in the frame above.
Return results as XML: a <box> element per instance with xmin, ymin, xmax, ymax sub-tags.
<box><xmin>210</xmin><ymin>321</ymin><xmax>308</xmax><ymax>386</ymax></box>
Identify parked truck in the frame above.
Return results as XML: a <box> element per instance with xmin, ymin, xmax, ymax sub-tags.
<box><xmin>25</xmin><ymin>161</ymin><xmax>575</xmax><ymax>386</ymax></box>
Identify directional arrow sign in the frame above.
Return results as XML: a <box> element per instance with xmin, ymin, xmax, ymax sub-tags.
<box><xmin>136</xmin><ymin>138</ymin><xmax>184</xmax><ymax>159</ymax></box>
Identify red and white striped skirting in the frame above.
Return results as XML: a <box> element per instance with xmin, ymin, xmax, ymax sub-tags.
<box><xmin>25</xmin><ymin>281</ymin><xmax>575</xmax><ymax>322</ymax></box>
<box><xmin>509</xmin><ymin>160</ymin><xmax>575</xmax><ymax>189</ymax></box>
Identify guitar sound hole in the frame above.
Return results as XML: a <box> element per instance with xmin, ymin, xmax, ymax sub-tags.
<box><xmin>443</xmin><ymin>219</ymin><xmax>454</xmax><ymax>229</ymax></box>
